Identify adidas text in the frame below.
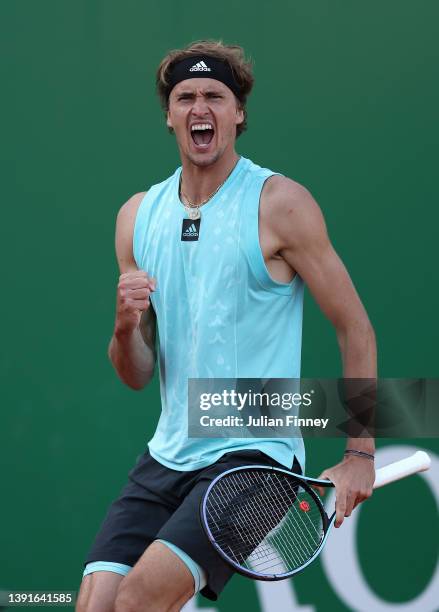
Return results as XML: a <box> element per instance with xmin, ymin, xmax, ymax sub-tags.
<box><xmin>189</xmin><ymin>61</ymin><xmax>211</xmax><ymax>72</ymax></box>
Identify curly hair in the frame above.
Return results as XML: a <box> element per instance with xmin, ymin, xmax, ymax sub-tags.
<box><xmin>156</xmin><ymin>39</ymin><xmax>254</xmax><ymax>138</ymax></box>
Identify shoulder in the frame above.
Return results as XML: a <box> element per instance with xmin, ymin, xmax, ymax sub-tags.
<box><xmin>116</xmin><ymin>167</ymin><xmax>178</xmax><ymax>223</ymax></box>
<box><xmin>262</xmin><ymin>175</ymin><xmax>325</xmax><ymax>225</ymax></box>
<box><xmin>243</xmin><ymin>156</ymin><xmax>312</xmax><ymax>210</ymax></box>
<box><xmin>116</xmin><ymin>191</ymin><xmax>148</xmax><ymax>227</ymax></box>
<box><xmin>114</xmin><ymin>192</ymin><xmax>147</xmax><ymax>272</ymax></box>
<box><xmin>262</xmin><ymin>175</ymin><xmax>316</xmax><ymax>214</ymax></box>
<box><xmin>261</xmin><ymin>175</ymin><xmax>327</xmax><ymax>246</ymax></box>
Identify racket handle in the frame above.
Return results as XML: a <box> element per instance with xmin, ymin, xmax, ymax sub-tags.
<box><xmin>373</xmin><ymin>450</ymin><xmax>431</xmax><ymax>489</ymax></box>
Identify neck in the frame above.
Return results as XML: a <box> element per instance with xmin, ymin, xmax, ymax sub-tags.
<box><xmin>179</xmin><ymin>151</ymin><xmax>240</xmax><ymax>205</ymax></box>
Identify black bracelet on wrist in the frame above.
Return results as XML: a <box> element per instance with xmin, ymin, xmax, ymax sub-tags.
<box><xmin>344</xmin><ymin>449</ymin><xmax>375</xmax><ymax>461</ymax></box>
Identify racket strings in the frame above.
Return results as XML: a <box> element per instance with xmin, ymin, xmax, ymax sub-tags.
<box><xmin>239</xmin><ymin>471</ymin><xmax>306</xmax><ymax>568</ymax></box>
<box><xmin>248</xmin><ymin>472</ymin><xmax>321</xmax><ymax>569</ymax></box>
<box><xmin>207</xmin><ymin>473</ymin><xmax>274</xmax><ymax>562</ymax></box>
<box><xmin>262</xmin><ymin>474</ymin><xmax>321</xmax><ymax>566</ymax></box>
<box><xmin>205</xmin><ymin>469</ymin><xmax>325</xmax><ymax>576</ymax></box>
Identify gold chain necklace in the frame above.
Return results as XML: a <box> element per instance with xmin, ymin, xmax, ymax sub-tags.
<box><xmin>179</xmin><ymin>175</ymin><xmax>226</xmax><ymax>220</ymax></box>
<box><xmin>178</xmin><ymin>158</ymin><xmax>240</xmax><ymax>221</ymax></box>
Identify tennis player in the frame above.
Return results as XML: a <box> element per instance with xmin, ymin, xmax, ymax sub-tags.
<box><xmin>76</xmin><ymin>39</ymin><xmax>377</xmax><ymax>611</ymax></box>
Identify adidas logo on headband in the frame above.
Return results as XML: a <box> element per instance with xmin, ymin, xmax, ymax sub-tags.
<box><xmin>189</xmin><ymin>60</ymin><xmax>211</xmax><ymax>72</ymax></box>
<box><xmin>168</xmin><ymin>56</ymin><xmax>240</xmax><ymax>98</ymax></box>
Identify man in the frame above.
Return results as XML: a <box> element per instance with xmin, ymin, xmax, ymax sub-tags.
<box><xmin>77</xmin><ymin>39</ymin><xmax>376</xmax><ymax>611</ymax></box>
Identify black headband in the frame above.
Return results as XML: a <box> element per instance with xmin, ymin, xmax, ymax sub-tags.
<box><xmin>167</xmin><ymin>55</ymin><xmax>241</xmax><ymax>99</ymax></box>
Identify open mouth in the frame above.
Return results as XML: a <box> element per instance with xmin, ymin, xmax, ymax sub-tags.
<box><xmin>191</xmin><ymin>126</ymin><xmax>215</xmax><ymax>148</ymax></box>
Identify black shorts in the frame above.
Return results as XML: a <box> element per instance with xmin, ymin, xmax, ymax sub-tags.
<box><xmin>84</xmin><ymin>447</ymin><xmax>301</xmax><ymax>601</ymax></box>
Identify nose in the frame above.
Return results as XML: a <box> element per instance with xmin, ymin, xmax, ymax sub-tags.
<box><xmin>191</xmin><ymin>92</ymin><xmax>210</xmax><ymax>115</ymax></box>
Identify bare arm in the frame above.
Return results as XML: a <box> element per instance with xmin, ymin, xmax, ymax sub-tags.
<box><xmin>265</xmin><ymin>176</ymin><xmax>377</xmax><ymax>525</ymax></box>
<box><xmin>108</xmin><ymin>192</ymin><xmax>157</xmax><ymax>391</ymax></box>
<box><xmin>265</xmin><ymin>177</ymin><xmax>376</xmax><ymax>377</ymax></box>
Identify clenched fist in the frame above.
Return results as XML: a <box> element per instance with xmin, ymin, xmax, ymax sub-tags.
<box><xmin>115</xmin><ymin>270</ymin><xmax>156</xmax><ymax>335</ymax></box>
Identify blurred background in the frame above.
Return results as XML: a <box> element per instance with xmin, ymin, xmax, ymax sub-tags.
<box><xmin>1</xmin><ymin>1</ymin><xmax>438</xmax><ymax>611</ymax></box>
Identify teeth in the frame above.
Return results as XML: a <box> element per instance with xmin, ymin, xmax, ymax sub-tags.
<box><xmin>191</xmin><ymin>123</ymin><xmax>214</xmax><ymax>131</ymax></box>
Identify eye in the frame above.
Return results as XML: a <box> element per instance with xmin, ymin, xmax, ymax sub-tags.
<box><xmin>176</xmin><ymin>92</ymin><xmax>195</xmax><ymax>101</ymax></box>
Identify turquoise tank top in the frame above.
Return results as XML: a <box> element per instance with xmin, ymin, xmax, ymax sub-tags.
<box><xmin>133</xmin><ymin>155</ymin><xmax>305</xmax><ymax>472</ymax></box>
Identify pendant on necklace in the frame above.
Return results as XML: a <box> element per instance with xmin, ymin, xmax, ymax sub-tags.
<box><xmin>185</xmin><ymin>206</ymin><xmax>201</xmax><ymax>220</ymax></box>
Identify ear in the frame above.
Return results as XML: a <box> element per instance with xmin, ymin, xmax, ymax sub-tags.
<box><xmin>236</xmin><ymin>106</ymin><xmax>244</xmax><ymax>126</ymax></box>
<box><xmin>166</xmin><ymin>109</ymin><xmax>173</xmax><ymax>129</ymax></box>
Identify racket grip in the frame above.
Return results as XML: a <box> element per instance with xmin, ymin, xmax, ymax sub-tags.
<box><xmin>373</xmin><ymin>450</ymin><xmax>431</xmax><ymax>489</ymax></box>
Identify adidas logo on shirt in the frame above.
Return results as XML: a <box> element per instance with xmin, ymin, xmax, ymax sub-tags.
<box><xmin>189</xmin><ymin>60</ymin><xmax>211</xmax><ymax>72</ymax></box>
<box><xmin>181</xmin><ymin>218</ymin><xmax>201</xmax><ymax>241</ymax></box>
<box><xmin>183</xmin><ymin>223</ymin><xmax>198</xmax><ymax>237</ymax></box>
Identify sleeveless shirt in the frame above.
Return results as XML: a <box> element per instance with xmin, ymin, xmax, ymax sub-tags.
<box><xmin>133</xmin><ymin>155</ymin><xmax>305</xmax><ymax>472</ymax></box>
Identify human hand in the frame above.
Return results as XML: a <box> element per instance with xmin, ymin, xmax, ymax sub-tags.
<box><xmin>115</xmin><ymin>271</ymin><xmax>156</xmax><ymax>336</ymax></box>
<box><xmin>316</xmin><ymin>454</ymin><xmax>375</xmax><ymax>527</ymax></box>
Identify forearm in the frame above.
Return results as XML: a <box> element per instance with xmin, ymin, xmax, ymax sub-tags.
<box><xmin>109</xmin><ymin>326</ymin><xmax>156</xmax><ymax>390</ymax></box>
<box><xmin>337</xmin><ymin>323</ymin><xmax>377</xmax><ymax>454</ymax></box>
<box><xmin>337</xmin><ymin>321</ymin><xmax>376</xmax><ymax>378</ymax></box>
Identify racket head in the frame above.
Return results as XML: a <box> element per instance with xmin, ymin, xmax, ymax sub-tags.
<box><xmin>200</xmin><ymin>464</ymin><xmax>332</xmax><ymax>580</ymax></box>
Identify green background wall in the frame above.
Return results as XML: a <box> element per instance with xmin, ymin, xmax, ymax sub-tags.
<box><xmin>1</xmin><ymin>1</ymin><xmax>438</xmax><ymax>610</ymax></box>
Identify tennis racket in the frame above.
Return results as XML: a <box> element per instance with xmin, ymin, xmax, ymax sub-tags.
<box><xmin>200</xmin><ymin>450</ymin><xmax>431</xmax><ymax>580</ymax></box>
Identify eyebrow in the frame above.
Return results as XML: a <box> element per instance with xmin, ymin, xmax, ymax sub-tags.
<box><xmin>176</xmin><ymin>89</ymin><xmax>223</xmax><ymax>96</ymax></box>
